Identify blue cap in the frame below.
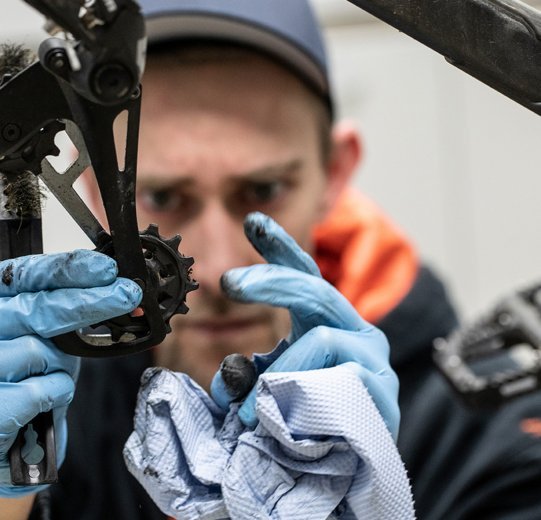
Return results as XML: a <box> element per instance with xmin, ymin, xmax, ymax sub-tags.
<box><xmin>138</xmin><ymin>0</ymin><xmax>332</xmax><ymax>109</ymax></box>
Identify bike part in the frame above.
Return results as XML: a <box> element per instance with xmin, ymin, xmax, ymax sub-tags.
<box><xmin>348</xmin><ymin>0</ymin><xmax>541</xmax><ymax>117</ymax></box>
<box><xmin>0</xmin><ymin>56</ymin><xmax>197</xmax><ymax>357</ymax></box>
<box><xmin>27</xmin><ymin>0</ymin><xmax>146</xmax><ymax>105</ymax></box>
<box><xmin>434</xmin><ymin>283</ymin><xmax>541</xmax><ymax>408</ymax></box>
<box><xmin>54</xmin><ymin>224</ymin><xmax>197</xmax><ymax>357</ymax></box>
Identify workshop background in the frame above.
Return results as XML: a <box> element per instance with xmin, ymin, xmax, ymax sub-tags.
<box><xmin>2</xmin><ymin>0</ymin><xmax>541</xmax><ymax>321</ymax></box>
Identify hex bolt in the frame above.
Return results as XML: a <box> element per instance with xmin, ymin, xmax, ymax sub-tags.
<box><xmin>46</xmin><ymin>50</ymin><xmax>68</xmax><ymax>71</ymax></box>
<box><xmin>92</xmin><ymin>63</ymin><xmax>133</xmax><ymax>103</ymax></box>
<box><xmin>2</xmin><ymin>123</ymin><xmax>21</xmax><ymax>142</ymax></box>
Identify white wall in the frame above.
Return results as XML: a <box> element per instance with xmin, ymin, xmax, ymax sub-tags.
<box><xmin>313</xmin><ymin>0</ymin><xmax>541</xmax><ymax>319</ymax></box>
<box><xmin>2</xmin><ymin>0</ymin><xmax>541</xmax><ymax>321</ymax></box>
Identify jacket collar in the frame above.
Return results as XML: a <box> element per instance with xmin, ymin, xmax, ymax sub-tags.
<box><xmin>313</xmin><ymin>187</ymin><xmax>418</xmax><ymax>324</ymax></box>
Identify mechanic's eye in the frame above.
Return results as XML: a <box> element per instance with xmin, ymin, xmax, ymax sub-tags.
<box><xmin>240</xmin><ymin>181</ymin><xmax>286</xmax><ymax>206</ymax></box>
<box><xmin>138</xmin><ymin>188</ymin><xmax>183</xmax><ymax>212</ymax></box>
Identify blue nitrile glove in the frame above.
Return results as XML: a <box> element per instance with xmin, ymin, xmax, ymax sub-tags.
<box><xmin>211</xmin><ymin>212</ymin><xmax>400</xmax><ymax>440</ymax></box>
<box><xmin>0</xmin><ymin>250</ymin><xmax>142</xmax><ymax>497</ymax></box>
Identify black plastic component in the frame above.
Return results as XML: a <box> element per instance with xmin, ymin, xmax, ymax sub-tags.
<box><xmin>0</xmin><ymin>59</ymin><xmax>198</xmax><ymax>358</ymax></box>
<box><xmin>9</xmin><ymin>411</ymin><xmax>57</xmax><ymax>485</ymax></box>
<box><xmin>348</xmin><ymin>0</ymin><xmax>541</xmax><ymax>117</ymax></box>
<box><xmin>30</xmin><ymin>0</ymin><xmax>145</xmax><ymax>105</ymax></box>
<box><xmin>434</xmin><ymin>283</ymin><xmax>541</xmax><ymax>408</ymax></box>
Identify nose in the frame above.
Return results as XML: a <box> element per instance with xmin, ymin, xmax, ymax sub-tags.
<box><xmin>185</xmin><ymin>202</ymin><xmax>258</xmax><ymax>297</ymax></box>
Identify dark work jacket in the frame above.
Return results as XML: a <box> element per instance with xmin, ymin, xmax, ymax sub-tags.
<box><xmin>387</xmin><ymin>269</ymin><xmax>541</xmax><ymax>520</ymax></box>
<box><xmin>32</xmin><ymin>267</ymin><xmax>541</xmax><ymax>519</ymax></box>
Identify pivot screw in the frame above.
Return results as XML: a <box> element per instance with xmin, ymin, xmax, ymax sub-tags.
<box><xmin>2</xmin><ymin>123</ymin><xmax>21</xmax><ymax>142</ymax></box>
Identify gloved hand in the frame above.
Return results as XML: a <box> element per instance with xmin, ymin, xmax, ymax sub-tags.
<box><xmin>211</xmin><ymin>212</ymin><xmax>400</xmax><ymax>440</ymax></box>
<box><xmin>0</xmin><ymin>250</ymin><xmax>142</xmax><ymax>497</ymax></box>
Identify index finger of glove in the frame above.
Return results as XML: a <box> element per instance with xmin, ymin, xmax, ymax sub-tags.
<box><xmin>222</xmin><ymin>264</ymin><xmax>369</xmax><ymax>333</ymax></box>
<box><xmin>244</xmin><ymin>212</ymin><xmax>321</xmax><ymax>276</ymax></box>
<box><xmin>0</xmin><ymin>278</ymin><xmax>142</xmax><ymax>340</ymax></box>
<box><xmin>0</xmin><ymin>250</ymin><xmax>118</xmax><ymax>297</ymax></box>
<box><xmin>0</xmin><ymin>336</ymin><xmax>79</xmax><ymax>382</ymax></box>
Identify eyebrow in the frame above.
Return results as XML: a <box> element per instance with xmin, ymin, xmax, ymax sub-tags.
<box><xmin>138</xmin><ymin>158</ymin><xmax>303</xmax><ymax>190</ymax></box>
<box><xmin>239</xmin><ymin>158</ymin><xmax>303</xmax><ymax>181</ymax></box>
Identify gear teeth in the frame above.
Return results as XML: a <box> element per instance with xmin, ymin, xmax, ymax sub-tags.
<box><xmin>140</xmin><ymin>223</ymin><xmax>161</xmax><ymax>237</ymax></box>
<box><xmin>137</xmin><ymin>227</ymin><xmax>198</xmax><ymax>326</ymax></box>
<box><xmin>166</xmin><ymin>235</ymin><xmax>182</xmax><ymax>250</ymax></box>
<box><xmin>182</xmin><ymin>256</ymin><xmax>195</xmax><ymax>268</ymax></box>
<box><xmin>176</xmin><ymin>301</ymin><xmax>189</xmax><ymax>315</ymax></box>
<box><xmin>147</xmin><ymin>223</ymin><xmax>160</xmax><ymax>237</ymax></box>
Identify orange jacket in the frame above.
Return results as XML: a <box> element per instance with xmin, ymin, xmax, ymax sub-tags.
<box><xmin>313</xmin><ymin>187</ymin><xmax>418</xmax><ymax>324</ymax></box>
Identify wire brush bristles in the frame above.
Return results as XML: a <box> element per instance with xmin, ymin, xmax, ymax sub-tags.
<box><xmin>0</xmin><ymin>42</ymin><xmax>44</xmax><ymax>217</ymax></box>
<box><xmin>0</xmin><ymin>42</ymin><xmax>34</xmax><ymax>80</ymax></box>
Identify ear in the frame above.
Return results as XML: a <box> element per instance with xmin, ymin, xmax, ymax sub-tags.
<box><xmin>321</xmin><ymin>120</ymin><xmax>363</xmax><ymax>218</ymax></box>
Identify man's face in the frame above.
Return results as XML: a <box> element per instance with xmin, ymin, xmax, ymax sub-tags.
<box><xmin>129</xmin><ymin>50</ymin><xmax>331</xmax><ymax>390</ymax></box>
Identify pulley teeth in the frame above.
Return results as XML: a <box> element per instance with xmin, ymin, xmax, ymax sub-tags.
<box><xmin>138</xmin><ymin>225</ymin><xmax>198</xmax><ymax>325</ymax></box>
<box><xmin>165</xmin><ymin>235</ymin><xmax>181</xmax><ymax>250</ymax></box>
<box><xmin>139</xmin><ymin>223</ymin><xmax>160</xmax><ymax>237</ymax></box>
<box><xmin>140</xmin><ymin>224</ymin><xmax>152</xmax><ymax>236</ymax></box>
<box><xmin>147</xmin><ymin>223</ymin><xmax>160</xmax><ymax>237</ymax></box>
<box><xmin>182</xmin><ymin>256</ymin><xmax>195</xmax><ymax>268</ymax></box>
<box><xmin>176</xmin><ymin>302</ymin><xmax>189</xmax><ymax>315</ymax></box>
<box><xmin>95</xmin><ymin>222</ymin><xmax>198</xmax><ymax>347</ymax></box>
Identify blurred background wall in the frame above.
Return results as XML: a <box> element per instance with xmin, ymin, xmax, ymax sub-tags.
<box><xmin>2</xmin><ymin>0</ymin><xmax>541</xmax><ymax>321</ymax></box>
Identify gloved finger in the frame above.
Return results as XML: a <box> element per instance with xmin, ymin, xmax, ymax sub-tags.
<box><xmin>210</xmin><ymin>353</ymin><xmax>258</xmax><ymax>411</ymax></box>
<box><xmin>0</xmin><ymin>371</ymin><xmax>76</xmax><ymax>437</ymax></box>
<box><xmin>238</xmin><ymin>326</ymin><xmax>399</xmax><ymax>438</ymax></box>
<box><xmin>268</xmin><ymin>326</ymin><xmax>391</xmax><ymax>373</ymax></box>
<box><xmin>0</xmin><ymin>336</ymin><xmax>79</xmax><ymax>382</ymax></box>
<box><xmin>244</xmin><ymin>212</ymin><xmax>321</xmax><ymax>277</ymax></box>
<box><xmin>222</xmin><ymin>264</ymin><xmax>368</xmax><ymax>338</ymax></box>
<box><xmin>210</xmin><ymin>342</ymin><xmax>290</xmax><ymax>412</ymax></box>
<box><xmin>210</xmin><ymin>370</ymin><xmax>234</xmax><ymax>411</ymax></box>
<box><xmin>0</xmin><ymin>250</ymin><xmax>118</xmax><ymax>297</ymax></box>
<box><xmin>0</xmin><ymin>278</ymin><xmax>142</xmax><ymax>340</ymax></box>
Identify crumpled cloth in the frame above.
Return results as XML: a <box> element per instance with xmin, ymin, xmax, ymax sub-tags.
<box><xmin>124</xmin><ymin>363</ymin><xmax>415</xmax><ymax>519</ymax></box>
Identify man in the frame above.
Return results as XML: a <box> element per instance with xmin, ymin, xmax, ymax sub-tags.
<box><xmin>2</xmin><ymin>0</ymin><xmax>541</xmax><ymax>518</ymax></box>
<box><xmin>0</xmin><ymin>2</ymin><xmax>407</xmax><ymax>518</ymax></box>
